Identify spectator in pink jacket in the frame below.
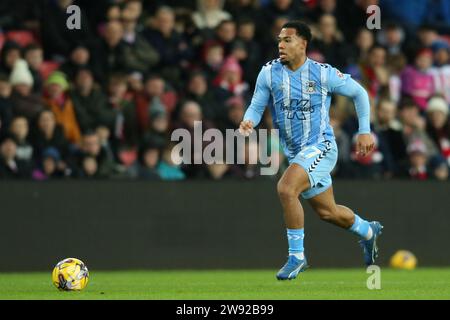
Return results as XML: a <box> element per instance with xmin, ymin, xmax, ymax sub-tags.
<box><xmin>401</xmin><ymin>48</ymin><xmax>435</xmax><ymax>110</ymax></box>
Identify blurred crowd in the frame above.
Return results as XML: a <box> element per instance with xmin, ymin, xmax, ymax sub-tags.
<box><xmin>0</xmin><ymin>0</ymin><xmax>449</xmax><ymax>181</ymax></box>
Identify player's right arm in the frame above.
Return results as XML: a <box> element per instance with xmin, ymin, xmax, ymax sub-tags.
<box><xmin>239</xmin><ymin>66</ymin><xmax>271</xmax><ymax>136</ymax></box>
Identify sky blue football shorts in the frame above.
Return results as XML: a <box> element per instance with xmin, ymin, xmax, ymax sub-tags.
<box><xmin>290</xmin><ymin>139</ymin><xmax>338</xmax><ymax>199</ymax></box>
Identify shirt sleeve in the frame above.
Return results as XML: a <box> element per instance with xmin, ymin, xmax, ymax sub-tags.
<box><xmin>243</xmin><ymin>67</ymin><xmax>271</xmax><ymax>127</ymax></box>
<box><xmin>328</xmin><ymin>67</ymin><xmax>371</xmax><ymax>134</ymax></box>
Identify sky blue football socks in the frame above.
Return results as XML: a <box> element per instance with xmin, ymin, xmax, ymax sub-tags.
<box><xmin>286</xmin><ymin>215</ymin><xmax>372</xmax><ymax>259</ymax></box>
<box><xmin>349</xmin><ymin>214</ymin><xmax>373</xmax><ymax>240</ymax></box>
<box><xmin>287</xmin><ymin>228</ymin><xmax>305</xmax><ymax>260</ymax></box>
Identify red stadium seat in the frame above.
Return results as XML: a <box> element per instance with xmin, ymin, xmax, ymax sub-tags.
<box><xmin>118</xmin><ymin>148</ymin><xmax>137</xmax><ymax>167</ymax></box>
<box><xmin>442</xmin><ymin>35</ymin><xmax>450</xmax><ymax>46</ymax></box>
<box><xmin>5</xmin><ymin>30</ymin><xmax>36</xmax><ymax>47</ymax></box>
<box><xmin>39</xmin><ymin>61</ymin><xmax>61</xmax><ymax>80</ymax></box>
<box><xmin>0</xmin><ymin>33</ymin><xmax>5</xmax><ymax>51</ymax></box>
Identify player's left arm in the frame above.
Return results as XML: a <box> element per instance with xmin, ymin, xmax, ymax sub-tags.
<box><xmin>328</xmin><ymin>68</ymin><xmax>374</xmax><ymax>156</ymax></box>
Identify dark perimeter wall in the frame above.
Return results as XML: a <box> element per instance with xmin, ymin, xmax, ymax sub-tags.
<box><xmin>0</xmin><ymin>180</ymin><xmax>449</xmax><ymax>271</ymax></box>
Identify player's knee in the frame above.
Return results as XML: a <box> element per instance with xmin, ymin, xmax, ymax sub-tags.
<box><xmin>277</xmin><ymin>180</ymin><xmax>299</xmax><ymax>202</ymax></box>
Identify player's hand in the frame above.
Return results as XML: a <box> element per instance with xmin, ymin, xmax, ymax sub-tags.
<box><xmin>239</xmin><ymin>120</ymin><xmax>254</xmax><ymax>137</ymax></box>
<box><xmin>356</xmin><ymin>133</ymin><xmax>375</xmax><ymax>157</ymax></box>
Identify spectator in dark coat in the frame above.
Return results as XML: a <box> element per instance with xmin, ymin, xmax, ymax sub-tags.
<box><xmin>261</xmin><ymin>16</ymin><xmax>290</xmax><ymax>62</ymax></box>
<box><xmin>213</xmin><ymin>19</ymin><xmax>238</xmax><ymax>57</ymax></box>
<box><xmin>30</xmin><ymin>110</ymin><xmax>70</xmax><ymax>164</ymax></box>
<box><xmin>262</xmin><ymin>0</ymin><xmax>306</xmax><ymax>26</ymax></box>
<box><xmin>198</xmin><ymin>41</ymin><xmax>225</xmax><ymax>83</ymax></box>
<box><xmin>121</xmin><ymin>6</ymin><xmax>159</xmax><ymax>75</ymax></box>
<box><xmin>374</xmin><ymin>99</ymin><xmax>409</xmax><ymax>176</ymax></box>
<box><xmin>234</xmin><ymin>18</ymin><xmax>263</xmax><ymax>86</ymax></box>
<box><xmin>103</xmin><ymin>73</ymin><xmax>138</xmax><ymax>160</ymax></box>
<box><xmin>32</xmin><ymin>147</ymin><xmax>67</xmax><ymax>180</ymax></box>
<box><xmin>172</xmin><ymin>100</ymin><xmax>214</xmax><ymax>179</ymax></box>
<box><xmin>127</xmin><ymin>138</ymin><xmax>162</xmax><ymax>180</ymax></box>
<box><xmin>224</xmin><ymin>0</ymin><xmax>264</xmax><ymax>34</ymax></box>
<box><xmin>0</xmin><ymin>0</ymin><xmax>41</xmax><ymax>31</ymax></box>
<box><xmin>0</xmin><ymin>134</ymin><xmax>31</xmax><ymax>178</ymax></box>
<box><xmin>70</xmin><ymin>68</ymin><xmax>109</xmax><ymax>133</ymax></box>
<box><xmin>309</xmin><ymin>0</ymin><xmax>339</xmax><ymax>23</ymax></box>
<box><xmin>23</xmin><ymin>44</ymin><xmax>44</xmax><ymax>94</ymax></box>
<box><xmin>0</xmin><ymin>74</ymin><xmax>13</xmax><ymax>136</ymax></box>
<box><xmin>60</xmin><ymin>44</ymin><xmax>102</xmax><ymax>83</ymax></box>
<box><xmin>73</xmin><ymin>131</ymin><xmax>119</xmax><ymax>178</ymax></box>
<box><xmin>183</xmin><ymin>71</ymin><xmax>229</xmax><ymax>124</ymax></box>
<box><xmin>425</xmin><ymin>96</ymin><xmax>450</xmax><ymax>166</ymax></box>
<box><xmin>95</xmin><ymin>21</ymin><xmax>128</xmax><ymax>85</ymax></box>
<box><xmin>310</xmin><ymin>14</ymin><xmax>351</xmax><ymax>70</ymax></box>
<box><xmin>40</xmin><ymin>0</ymin><xmax>95</xmax><ymax>59</ymax></box>
<box><xmin>0</xmin><ymin>41</ymin><xmax>21</xmax><ymax>76</ymax></box>
<box><xmin>134</xmin><ymin>74</ymin><xmax>178</xmax><ymax>134</ymax></box>
<box><xmin>9</xmin><ymin>116</ymin><xmax>33</xmax><ymax>167</ymax></box>
<box><xmin>144</xmin><ymin>6</ymin><xmax>193</xmax><ymax>88</ymax></box>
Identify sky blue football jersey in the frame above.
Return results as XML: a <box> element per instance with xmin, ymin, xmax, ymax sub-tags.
<box><xmin>244</xmin><ymin>57</ymin><xmax>370</xmax><ymax>160</ymax></box>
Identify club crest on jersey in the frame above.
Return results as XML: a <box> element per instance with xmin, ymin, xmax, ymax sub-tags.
<box><xmin>305</xmin><ymin>81</ymin><xmax>316</xmax><ymax>94</ymax></box>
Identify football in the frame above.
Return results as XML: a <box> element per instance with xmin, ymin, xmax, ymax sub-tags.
<box><xmin>52</xmin><ymin>258</ymin><xmax>89</xmax><ymax>291</ymax></box>
<box><xmin>390</xmin><ymin>250</ymin><xmax>418</xmax><ymax>270</ymax></box>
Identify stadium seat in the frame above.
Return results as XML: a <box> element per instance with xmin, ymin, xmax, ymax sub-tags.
<box><xmin>0</xmin><ymin>33</ymin><xmax>5</xmax><ymax>52</ymax></box>
<box><xmin>39</xmin><ymin>61</ymin><xmax>61</xmax><ymax>80</ymax></box>
<box><xmin>442</xmin><ymin>35</ymin><xmax>450</xmax><ymax>46</ymax></box>
<box><xmin>5</xmin><ymin>30</ymin><xmax>36</xmax><ymax>47</ymax></box>
<box><xmin>118</xmin><ymin>149</ymin><xmax>137</xmax><ymax>167</ymax></box>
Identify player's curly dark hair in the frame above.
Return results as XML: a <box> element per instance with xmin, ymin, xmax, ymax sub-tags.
<box><xmin>282</xmin><ymin>21</ymin><xmax>312</xmax><ymax>45</ymax></box>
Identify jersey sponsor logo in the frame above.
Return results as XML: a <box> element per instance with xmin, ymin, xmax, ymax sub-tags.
<box><xmin>278</xmin><ymin>99</ymin><xmax>314</xmax><ymax>120</ymax></box>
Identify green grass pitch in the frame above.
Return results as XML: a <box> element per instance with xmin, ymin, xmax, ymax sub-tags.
<box><xmin>1</xmin><ymin>268</ymin><xmax>450</xmax><ymax>299</ymax></box>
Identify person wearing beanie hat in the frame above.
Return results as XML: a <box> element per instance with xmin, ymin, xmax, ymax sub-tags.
<box><xmin>44</xmin><ymin>71</ymin><xmax>81</xmax><ymax>144</ymax></box>
<box><xmin>45</xmin><ymin>71</ymin><xmax>69</xmax><ymax>91</ymax></box>
<box><xmin>135</xmin><ymin>74</ymin><xmax>176</xmax><ymax>133</ymax></box>
<box><xmin>426</xmin><ymin>95</ymin><xmax>450</xmax><ymax>167</ymax></box>
<box><xmin>430</xmin><ymin>41</ymin><xmax>450</xmax><ymax>66</ymax></box>
<box><xmin>9</xmin><ymin>61</ymin><xmax>44</xmax><ymax>120</ymax></box>
<box><xmin>42</xmin><ymin>146</ymin><xmax>62</xmax><ymax>162</ymax></box>
<box><xmin>9</xmin><ymin>59</ymin><xmax>34</xmax><ymax>101</ymax></box>
<box><xmin>9</xmin><ymin>59</ymin><xmax>34</xmax><ymax>87</ymax></box>
<box><xmin>429</xmin><ymin>154</ymin><xmax>449</xmax><ymax>181</ymax></box>
<box><xmin>431</xmin><ymin>41</ymin><xmax>450</xmax><ymax>53</ymax></box>
<box><xmin>407</xmin><ymin>139</ymin><xmax>429</xmax><ymax>180</ymax></box>
<box><xmin>32</xmin><ymin>147</ymin><xmax>66</xmax><ymax>180</ymax></box>
<box><xmin>427</xmin><ymin>96</ymin><xmax>449</xmax><ymax>117</ymax></box>
<box><xmin>213</xmin><ymin>56</ymin><xmax>249</xmax><ymax>97</ymax></box>
<box><xmin>428</xmin><ymin>57</ymin><xmax>450</xmax><ymax>104</ymax></box>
